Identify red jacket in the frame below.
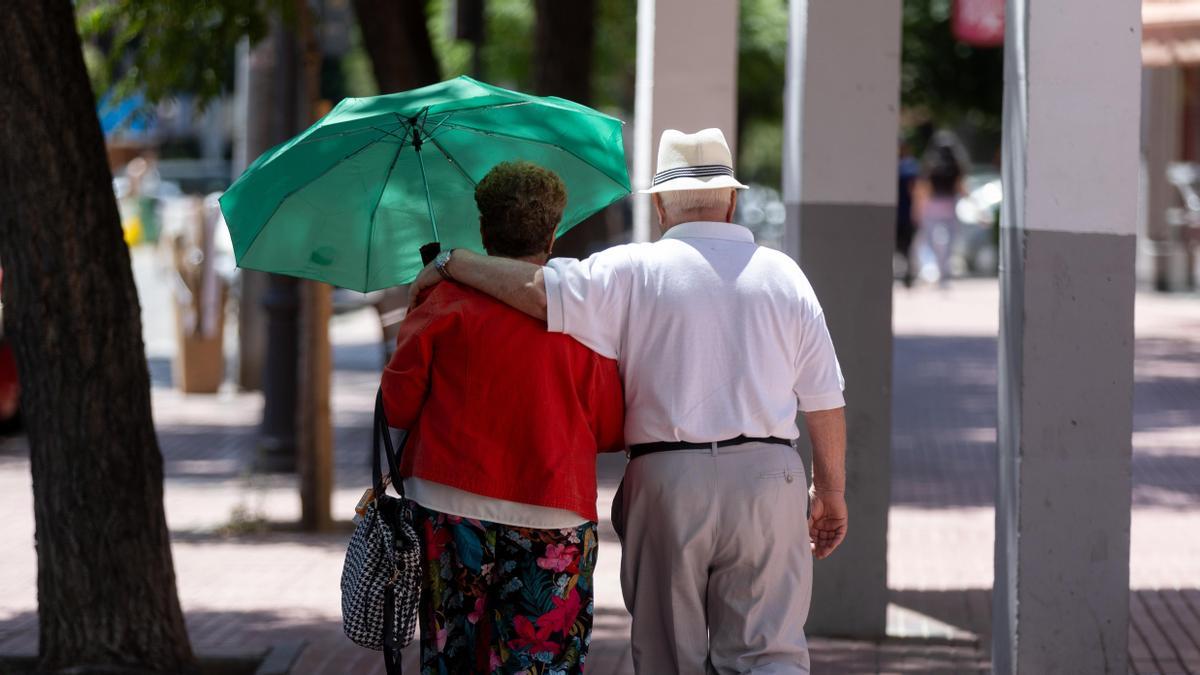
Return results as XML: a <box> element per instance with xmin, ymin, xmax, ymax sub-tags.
<box><xmin>381</xmin><ymin>282</ymin><xmax>624</xmax><ymax>521</ymax></box>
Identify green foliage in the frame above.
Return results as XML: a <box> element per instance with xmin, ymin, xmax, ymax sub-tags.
<box><xmin>901</xmin><ymin>0</ymin><xmax>1003</xmax><ymax>133</ymax></box>
<box><xmin>736</xmin><ymin>0</ymin><xmax>789</xmax><ymax>189</ymax></box>
<box><xmin>481</xmin><ymin>0</ymin><xmax>536</xmax><ymax>88</ymax></box>
<box><xmin>739</xmin><ymin>119</ymin><xmax>784</xmax><ymax>189</ymax></box>
<box><xmin>429</xmin><ymin>0</ymin><xmax>635</xmax><ymax>114</ymax></box>
<box><xmin>593</xmin><ymin>0</ymin><xmax>637</xmax><ymax>112</ymax></box>
<box><xmin>739</xmin><ymin>0</ymin><xmax>788</xmax><ymax>127</ymax></box>
<box><xmin>428</xmin><ymin>0</ymin><xmax>474</xmax><ymax>80</ymax></box>
<box><xmin>77</xmin><ymin>0</ymin><xmax>281</xmax><ymax>105</ymax></box>
<box><xmin>339</xmin><ymin>26</ymin><xmax>380</xmax><ymax>98</ymax></box>
<box><xmin>427</xmin><ymin>0</ymin><xmax>534</xmax><ymax>88</ymax></box>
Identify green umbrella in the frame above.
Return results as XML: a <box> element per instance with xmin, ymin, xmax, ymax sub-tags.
<box><xmin>218</xmin><ymin>76</ymin><xmax>630</xmax><ymax>292</ymax></box>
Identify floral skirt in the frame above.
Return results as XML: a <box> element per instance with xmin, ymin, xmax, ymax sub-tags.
<box><xmin>414</xmin><ymin>504</ymin><xmax>598</xmax><ymax>675</ymax></box>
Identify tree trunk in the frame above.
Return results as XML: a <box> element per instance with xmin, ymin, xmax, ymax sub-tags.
<box><xmin>298</xmin><ymin>280</ymin><xmax>333</xmax><ymax>531</ymax></box>
<box><xmin>533</xmin><ymin>0</ymin><xmax>596</xmax><ymax>106</ymax></box>
<box><xmin>533</xmin><ymin>0</ymin><xmax>609</xmax><ymax>258</ymax></box>
<box><xmin>0</xmin><ymin>2</ymin><xmax>194</xmax><ymax>672</ymax></box>
<box><xmin>352</xmin><ymin>0</ymin><xmax>441</xmax><ymax>94</ymax></box>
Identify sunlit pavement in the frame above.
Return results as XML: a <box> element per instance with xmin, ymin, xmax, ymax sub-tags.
<box><xmin>0</xmin><ymin>250</ymin><xmax>1197</xmax><ymax>673</ymax></box>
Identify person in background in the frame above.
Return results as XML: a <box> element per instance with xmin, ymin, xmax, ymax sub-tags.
<box><xmin>381</xmin><ymin>161</ymin><xmax>625</xmax><ymax>674</ymax></box>
<box><xmin>896</xmin><ymin>138</ymin><xmax>921</xmax><ymax>288</ymax></box>
<box><xmin>914</xmin><ymin>129</ymin><xmax>970</xmax><ymax>286</ymax></box>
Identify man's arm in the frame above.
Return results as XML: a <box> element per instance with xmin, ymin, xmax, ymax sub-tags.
<box><xmin>410</xmin><ymin>249</ymin><xmax>547</xmax><ymax>320</ymax></box>
<box><xmin>590</xmin><ymin>356</ymin><xmax>626</xmax><ymax>454</ymax></box>
<box><xmin>805</xmin><ymin>406</ymin><xmax>847</xmax><ymax>560</ymax></box>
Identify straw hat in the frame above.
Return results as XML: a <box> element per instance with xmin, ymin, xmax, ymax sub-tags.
<box><xmin>640</xmin><ymin>128</ymin><xmax>749</xmax><ymax>194</ymax></box>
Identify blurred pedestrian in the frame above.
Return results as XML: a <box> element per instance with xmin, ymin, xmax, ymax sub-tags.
<box><xmin>914</xmin><ymin>130</ymin><xmax>970</xmax><ymax>286</ymax></box>
<box><xmin>381</xmin><ymin>161</ymin><xmax>625</xmax><ymax>674</ymax></box>
<box><xmin>408</xmin><ymin>128</ymin><xmax>849</xmax><ymax>674</ymax></box>
<box><xmin>896</xmin><ymin>138</ymin><xmax>921</xmax><ymax>287</ymax></box>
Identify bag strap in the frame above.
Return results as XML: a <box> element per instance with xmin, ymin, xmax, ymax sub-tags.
<box><xmin>373</xmin><ymin>387</ymin><xmax>407</xmax><ymax>498</ymax></box>
<box><xmin>382</xmin><ymin>585</ymin><xmax>403</xmax><ymax>674</ymax></box>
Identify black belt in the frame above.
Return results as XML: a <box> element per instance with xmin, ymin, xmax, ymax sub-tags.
<box><xmin>629</xmin><ymin>435</ymin><xmax>793</xmax><ymax>459</ymax></box>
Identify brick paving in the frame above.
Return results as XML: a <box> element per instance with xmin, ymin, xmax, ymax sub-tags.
<box><xmin>888</xmin><ymin>282</ymin><xmax>1200</xmax><ymax>674</ymax></box>
<box><xmin>0</xmin><ymin>252</ymin><xmax>1198</xmax><ymax>673</ymax></box>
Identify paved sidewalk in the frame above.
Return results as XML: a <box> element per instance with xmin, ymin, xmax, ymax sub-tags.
<box><xmin>1</xmin><ymin>258</ymin><xmax>1198</xmax><ymax>673</ymax></box>
<box><xmin>887</xmin><ymin>282</ymin><xmax>1200</xmax><ymax>674</ymax></box>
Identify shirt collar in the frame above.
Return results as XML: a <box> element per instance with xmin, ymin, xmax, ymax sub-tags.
<box><xmin>660</xmin><ymin>221</ymin><xmax>755</xmax><ymax>244</ymax></box>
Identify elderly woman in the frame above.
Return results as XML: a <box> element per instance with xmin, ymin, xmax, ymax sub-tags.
<box><xmin>381</xmin><ymin>161</ymin><xmax>624</xmax><ymax>674</ymax></box>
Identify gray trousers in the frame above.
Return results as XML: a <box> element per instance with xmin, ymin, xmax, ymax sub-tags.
<box><xmin>613</xmin><ymin>442</ymin><xmax>813</xmax><ymax>674</ymax></box>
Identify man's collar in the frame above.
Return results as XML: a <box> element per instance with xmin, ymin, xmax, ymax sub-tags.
<box><xmin>660</xmin><ymin>221</ymin><xmax>755</xmax><ymax>243</ymax></box>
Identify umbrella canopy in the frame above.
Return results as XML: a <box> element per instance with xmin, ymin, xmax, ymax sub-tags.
<box><xmin>219</xmin><ymin>76</ymin><xmax>630</xmax><ymax>291</ymax></box>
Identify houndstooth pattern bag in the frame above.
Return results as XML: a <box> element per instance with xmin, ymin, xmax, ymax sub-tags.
<box><xmin>341</xmin><ymin>388</ymin><xmax>421</xmax><ymax>673</ymax></box>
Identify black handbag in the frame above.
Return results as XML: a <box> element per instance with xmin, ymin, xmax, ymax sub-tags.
<box><xmin>340</xmin><ymin>388</ymin><xmax>421</xmax><ymax>674</ymax></box>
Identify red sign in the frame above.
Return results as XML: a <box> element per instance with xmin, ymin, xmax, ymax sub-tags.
<box><xmin>954</xmin><ymin>0</ymin><xmax>1005</xmax><ymax>47</ymax></box>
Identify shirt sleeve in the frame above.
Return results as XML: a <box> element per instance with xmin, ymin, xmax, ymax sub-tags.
<box><xmin>794</xmin><ymin>295</ymin><xmax>846</xmax><ymax>412</ymax></box>
<box><xmin>542</xmin><ymin>247</ymin><xmax>634</xmax><ymax>359</ymax></box>
<box><xmin>380</xmin><ymin>293</ymin><xmax>448</xmax><ymax>429</ymax></box>
<box><xmin>588</xmin><ymin>355</ymin><xmax>626</xmax><ymax>454</ymax></box>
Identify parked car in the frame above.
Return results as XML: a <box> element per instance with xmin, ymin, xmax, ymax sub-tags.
<box><xmin>0</xmin><ymin>265</ymin><xmax>20</xmax><ymax>430</ymax></box>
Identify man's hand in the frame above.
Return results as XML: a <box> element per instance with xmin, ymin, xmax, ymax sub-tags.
<box><xmin>406</xmin><ymin>249</ymin><xmax>549</xmax><ymax>320</ymax></box>
<box><xmin>808</xmin><ymin>489</ymin><xmax>848</xmax><ymax>559</ymax></box>
<box><xmin>407</xmin><ymin>262</ymin><xmax>443</xmax><ymax>311</ymax></box>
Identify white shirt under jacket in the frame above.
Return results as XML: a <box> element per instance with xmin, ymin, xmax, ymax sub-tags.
<box><xmin>542</xmin><ymin>221</ymin><xmax>845</xmax><ymax>446</ymax></box>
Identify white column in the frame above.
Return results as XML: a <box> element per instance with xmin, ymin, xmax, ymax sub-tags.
<box><xmin>995</xmin><ymin>0</ymin><xmax>1141</xmax><ymax>672</ymax></box>
<box><xmin>631</xmin><ymin>0</ymin><xmax>739</xmax><ymax>242</ymax></box>
<box><xmin>782</xmin><ymin>0</ymin><xmax>901</xmax><ymax>637</ymax></box>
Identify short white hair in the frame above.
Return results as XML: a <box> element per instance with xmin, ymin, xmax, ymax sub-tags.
<box><xmin>656</xmin><ymin>188</ymin><xmax>734</xmax><ymax>217</ymax></box>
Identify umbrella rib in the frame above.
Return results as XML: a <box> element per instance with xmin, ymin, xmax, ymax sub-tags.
<box><xmin>423</xmin><ymin>113</ymin><xmax>455</xmax><ymax>140</ymax></box>
<box><xmin>425</xmin><ymin>100</ymin><xmax>532</xmax><ymax>121</ymax></box>
<box><xmin>291</xmin><ymin>121</ymin><xmax>404</xmax><ymax>147</ymax></box>
<box><xmin>370</xmin><ymin>125</ymin><xmax>409</xmax><ymax>143</ymax></box>
<box><xmin>364</xmin><ymin>132</ymin><xmax>411</xmax><ymax>290</ymax></box>
<box><xmin>439</xmin><ymin>98</ymin><xmax>618</xmax><ymax>123</ymax></box>
<box><xmin>239</xmin><ymin>134</ymin><xmax>387</xmax><ymax>268</ymax></box>
<box><xmin>416</xmin><ymin>102</ymin><xmax>533</xmax><ymax>142</ymax></box>
<box><xmin>425</xmin><ymin>135</ymin><xmax>478</xmax><ymax>187</ymax></box>
<box><xmin>438</xmin><ymin>121</ymin><xmax>629</xmax><ymax>192</ymax></box>
<box><xmin>416</xmin><ymin>145</ymin><xmax>439</xmax><ymax>242</ymax></box>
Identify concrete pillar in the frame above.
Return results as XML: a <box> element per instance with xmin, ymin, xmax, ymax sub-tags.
<box><xmin>994</xmin><ymin>1</ymin><xmax>1140</xmax><ymax>672</ymax></box>
<box><xmin>782</xmin><ymin>0</ymin><xmax>900</xmax><ymax>638</ymax></box>
<box><xmin>631</xmin><ymin>0</ymin><xmax>738</xmax><ymax>242</ymax></box>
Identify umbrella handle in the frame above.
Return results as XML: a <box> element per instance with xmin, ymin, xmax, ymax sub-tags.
<box><xmin>420</xmin><ymin>242</ymin><xmax>441</xmax><ymax>266</ymax></box>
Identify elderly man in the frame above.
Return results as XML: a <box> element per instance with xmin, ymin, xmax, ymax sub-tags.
<box><xmin>413</xmin><ymin>128</ymin><xmax>848</xmax><ymax>674</ymax></box>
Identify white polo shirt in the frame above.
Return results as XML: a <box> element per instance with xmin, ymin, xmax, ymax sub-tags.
<box><xmin>542</xmin><ymin>221</ymin><xmax>845</xmax><ymax>446</ymax></box>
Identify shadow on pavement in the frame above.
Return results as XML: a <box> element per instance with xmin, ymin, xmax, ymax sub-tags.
<box><xmin>892</xmin><ymin>334</ymin><xmax>1200</xmax><ymax>509</ymax></box>
<box><xmin>1131</xmin><ymin>337</ymin><xmax>1200</xmax><ymax>508</ymax></box>
<box><xmin>892</xmin><ymin>336</ymin><xmax>997</xmax><ymax>509</ymax></box>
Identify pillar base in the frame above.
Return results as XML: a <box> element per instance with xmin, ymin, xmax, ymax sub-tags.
<box><xmin>795</xmin><ymin>201</ymin><xmax>893</xmax><ymax>639</ymax></box>
<box><xmin>994</xmin><ymin>226</ymin><xmax>1135</xmax><ymax>673</ymax></box>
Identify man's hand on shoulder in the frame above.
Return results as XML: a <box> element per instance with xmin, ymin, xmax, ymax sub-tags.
<box><xmin>408</xmin><ymin>248</ymin><xmax>547</xmax><ymax>321</ymax></box>
<box><xmin>808</xmin><ymin>489</ymin><xmax>848</xmax><ymax>560</ymax></box>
